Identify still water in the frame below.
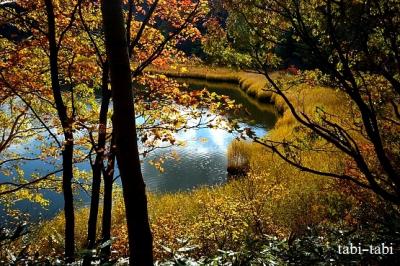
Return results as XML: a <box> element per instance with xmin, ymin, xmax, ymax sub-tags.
<box><xmin>0</xmin><ymin>79</ymin><xmax>277</xmax><ymax>220</ymax></box>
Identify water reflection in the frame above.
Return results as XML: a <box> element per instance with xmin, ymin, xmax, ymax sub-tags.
<box><xmin>179</xmin><ymin>78</ymin><xmax>277</xmax><ymax>128</ymax></box>
<box><xmin>141</xmin><ymin>79</ymin><xmax>277</xmax><ymax>193</ymax></box>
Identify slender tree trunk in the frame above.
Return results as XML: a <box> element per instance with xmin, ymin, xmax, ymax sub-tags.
<box><xmin>101</xmin><ymin>134</ymin><xmax>116</xmax><ymax>261</ymax></box>
<box><xmin>101</xmin><ymin>0</ymin><xmax>153</xmax><ymax>264</ymax></box>
<box><xmin>84</xmin><ymin>61</ymin><xmax>110</xmax><ymax>265</ymax></box>
<box><xmin>44</xmin><ymin>0</ymin><xmax>75</xmax><ymax>262</ymax></box>
<box><xmin>62</xmin><ymin>136</ymin><xmax>75</xmax><ymax>263</ymax></box>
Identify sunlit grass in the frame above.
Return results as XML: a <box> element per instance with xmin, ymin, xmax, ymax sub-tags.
<box><xmin>146</xmin><ymin>65</ymin><xmax>273</xmax><ymax>102</ymax></box>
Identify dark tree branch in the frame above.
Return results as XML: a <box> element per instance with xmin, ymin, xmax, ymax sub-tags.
<box><xmin>0</xmin><ymin>169</ymin><xmax>63</xmax><ymax>196</ymax></box>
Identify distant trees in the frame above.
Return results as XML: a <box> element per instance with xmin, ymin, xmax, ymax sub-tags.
<box><xmin>225</xmin><ymin>0</ymin><xmax>400</xmax><ymax>204</ymax></box>
<box><xmin>202</xmin><ymin>14</ymin><xmax>255</xmax><ymax>68</ymax></box>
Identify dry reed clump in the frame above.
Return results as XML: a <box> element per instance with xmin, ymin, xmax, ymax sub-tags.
<box><xmin>227</xmin><ymin>140</ymin><xmax>253</xmax><ymax>176</ymax></box>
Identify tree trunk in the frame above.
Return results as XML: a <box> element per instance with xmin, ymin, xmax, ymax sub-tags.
<box><xmin>44</xmin><ymin>0</ymin><xmax>75</xmax><ymax>262</ymax></box>
<box><xmin>100</xmin><ymin>0</ymin><xmax>153</xmax><ymax>265</ymax></box>
<box><xmin>101</xmin><ymin>134</ymin><xmax>115</xmax><ymax>261</ymax></box>
<box><xmin>62</xmin><ymin>136</ymin><xmax>75</xmax><ymax>263</ymax></box>
<box><xmin>84</xmin><ymin>61</ymin><xmax>110</xmax><ymax>265</ymax></box>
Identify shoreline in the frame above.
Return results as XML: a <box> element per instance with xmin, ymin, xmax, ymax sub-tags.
<box><xmin>144</xmin><ymin>65</ymin><xmax>286</xmax><ymax>114</ymax></box>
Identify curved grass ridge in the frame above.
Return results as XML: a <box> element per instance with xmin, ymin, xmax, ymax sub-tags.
<box><xmin>145</xmin><ymin>65</ymin><xmax>286</xmax><ymax>113</ymax></box>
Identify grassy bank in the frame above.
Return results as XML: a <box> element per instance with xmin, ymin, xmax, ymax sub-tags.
<box><xmin>145</xmin><ymin>65</ymin><xmax>283</xmax><ymax>110</ymax></box>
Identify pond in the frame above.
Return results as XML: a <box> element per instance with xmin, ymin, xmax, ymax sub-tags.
<box><xmin>0</xmin><ymin>79</ymin><xmax>277</xmax><ymax>221</ymax></box>
<box><xmin>143</xmin><ymin>78</ymin><xmax>277</xmax><ymax>192</ymax></box>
